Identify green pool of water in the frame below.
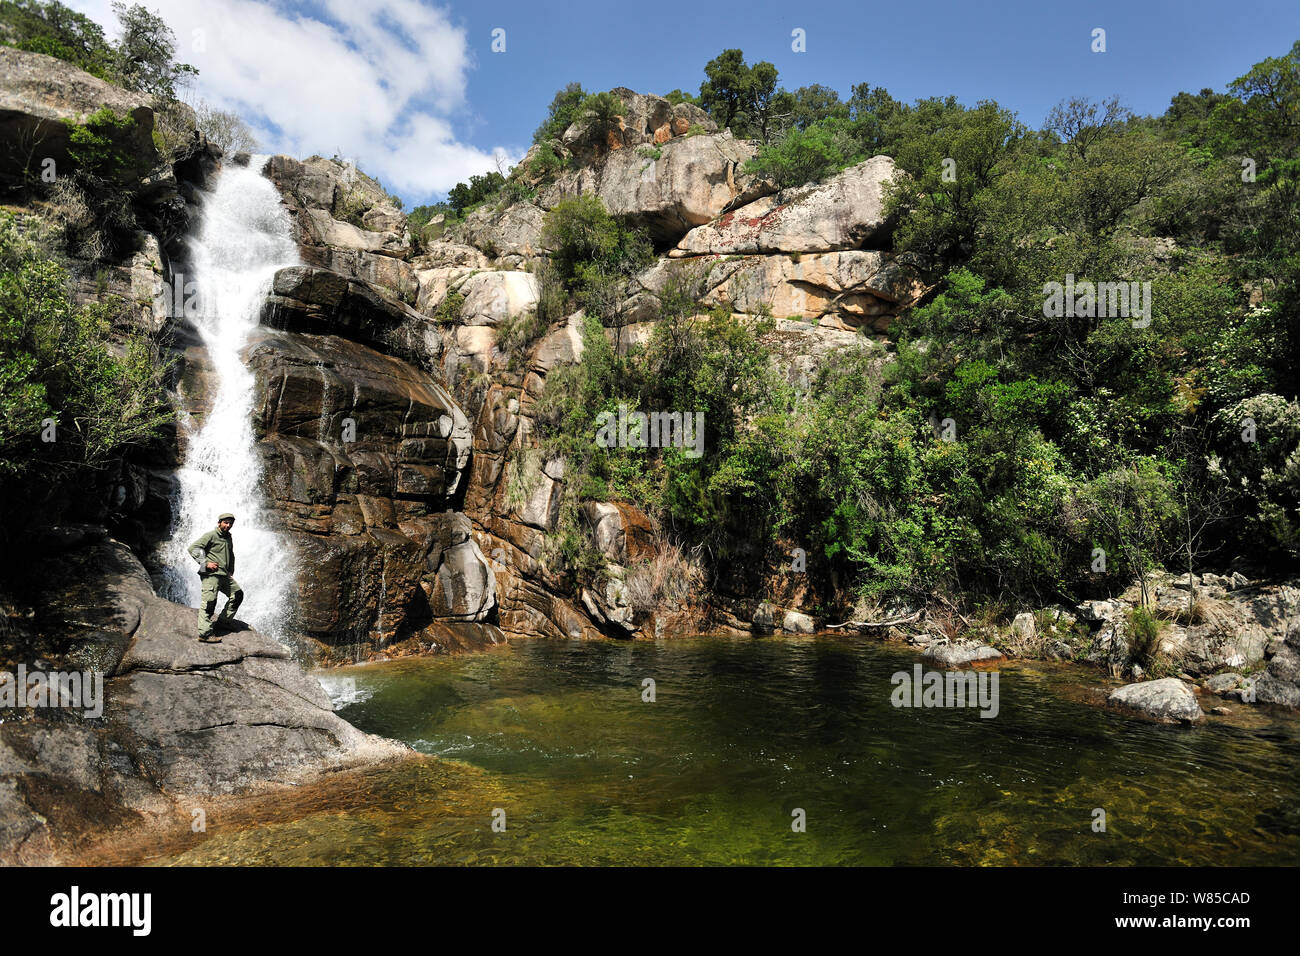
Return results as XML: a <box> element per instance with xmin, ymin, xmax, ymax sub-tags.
<box><xmin>162</xmin><ymin>635</ymin><xmax>1300</xmax><ymax>865</ymax></box>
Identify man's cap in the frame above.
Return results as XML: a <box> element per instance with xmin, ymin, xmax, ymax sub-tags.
<box><xmin>218</xmin><ymin>513</ymin><xmax>236</xmax><ymax>521</ymax></box>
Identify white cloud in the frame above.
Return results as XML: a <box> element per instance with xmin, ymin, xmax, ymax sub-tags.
<box><xmin>69</xmin><ymin>0</ymin><xmax>519</xmax><ymax>198</ymax></box>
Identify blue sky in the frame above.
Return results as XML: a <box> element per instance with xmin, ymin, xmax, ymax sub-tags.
<box><xmin>72</xmin><ymin>0</ymin><xmax>1300</xmax><ymax>207</ymax></box>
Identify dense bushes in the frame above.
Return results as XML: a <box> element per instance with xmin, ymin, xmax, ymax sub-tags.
<box><xmin>0</xmin><ymin>0</ymin><xmax>197</xmax><ymax>97</ymax></box>
<box><xmin>0</xmin><ymin>213</ymin><xmax>171</xmax><ymax>479</ymax></box>
<box><xmin>447</xmin><ymin>171</ymin><xmax>506</xmax><ymax>216</ymax></box>
<box><xmin>527</xmin><ymin>40</ymin><xmax>1300</xmax><ymax>609</ymax></box>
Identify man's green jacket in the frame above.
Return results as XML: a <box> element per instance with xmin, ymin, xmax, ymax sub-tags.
<box><xmin>189</xmin><ymin>527</ymin><xmax>235</xmax><ymax>576</ymax></box>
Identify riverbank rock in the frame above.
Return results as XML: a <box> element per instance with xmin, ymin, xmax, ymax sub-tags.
<box><xmin>921</xmin><ymin>642</ymin><xmax>1005</xmax><ymax>668</ymax></box>
<box><xmin>1108</xmin><ymin>678</ymin><xmax>1204</xmax><ymax>723</ymax></box>
<box><xmin>1071</xmin><ymin>574</ymin><xmax>1299</xmax><ymax>693</ymax></box>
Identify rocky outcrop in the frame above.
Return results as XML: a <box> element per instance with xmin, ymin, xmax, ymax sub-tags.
<box><xmin>458</xmin><ymin>202</ymin><xmax>547</xmax><ymax>262</ymax></box>
<box><xmin>635</xmin><ymin>249</ymin><xmax>928</xmax><ymax>333</ymax></box>
<box><xmin>263</xmin><ymin>155</ymin><xmax>417</xmax><ymax>302</ymax></box>
<box><xmin>0</xmin><ymin>47</ymin><xmax>156</xmax><ymax>187</ymax></box>
<box><xmin>556</xmin><ymin>88</ymin><xmax>715</xmax><ymax>160</ymax></box>
<box><xmin>671</xmin><ymin>156</ymin><xmax>902</xmax><ymax>256</ymax></box>
<box><xmin>581</xmin><ymin>501</ymin><xmax>656</xmax><ymax>564</ymax></box>
<box><xmin>1073</xmin><ymin>573</ymin><xmax>1297</xmax><ymax>683</ymax></box>
<box><xmin>540</xmin><ymin>129</ymin><xmax>771</xmax><ymax>244</ymax></box>
<box><xmin>0</xmin><ymin>532</ymin><xmax>404</xmax><ymax>864</ymax></box>
<box><xmin>263</xmin><ymin>264</ymin><xmax>433</xmax><ymax>364</ymax></box>
<box><xmin>1108</xmin><ymin>678</ymin><xmax>1204</xmax><ymax>723</ymax></box>
<box><xmin>457</xmin><ymin>270</ymin><xmax>540</xmax><ymax>326</ymax></box>
<box><xmin>236</xmin><ymin>327</ymin><xmax>501</xmax><ymax>650</ymax></box>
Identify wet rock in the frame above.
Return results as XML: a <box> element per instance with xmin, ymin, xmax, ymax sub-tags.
<box><xmin>425</xmin><ymin>537</ymin><xmax>498</xmax><ymax>622</ymax></box>
<box><xmin>242</xmin><ymin>328</ymin><xmax>483</xmax><ymax>646</ymax></box>
<box><xmin>921</xmin><ymin>642</ymin><xmax>1005</xmax><ymax>668</ymax></box>
<box><xmin>263</xmin><ymin>154</ymin><xmax>413</xmax><ymax>297</ymax></box>
<box><xmin>1048</xmin><ymin>641</ymin><xmax>1074</xmax><ymax>660</ymax></box>
<box><xmin>263</xmin><ymin>265</ymin><xmax>426</xmax><ymax>361</ymax></box>
<box><xmin>0</xmin><ymin>539</ymin><xmax>404</xmax><ymax>863</ymax></box>
<box><xmin>1204</xmin><ymin>673</ymin><xmax>1243</xmax><ymax>694</ymax></box>
<box><xmin>581</xmin><ymin>501</ymin><xmax>656</xmax><ymax>565</ymax></box>
<box><xmin>1252</xmin><ymin>675</ymin><xmax>1300</xmax><ymax>708</ymax></box>
<box><xmin>781</xmin><ymin>610</ymin><xmax>815</xmax><ymax>634</ymax></box>
<box><xmin>1107</xmin><ymin>678</ymin><xmax>1204</xmax><ymax>723</ymax></box>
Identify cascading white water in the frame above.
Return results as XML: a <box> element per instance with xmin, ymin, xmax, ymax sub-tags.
<box><xmin>160</xmin><ymin>157</ymin><xmax>301</xmax><ymax>641</ymax></box>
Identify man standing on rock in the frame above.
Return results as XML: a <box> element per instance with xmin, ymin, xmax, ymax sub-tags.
<box><xmin>189</xmin><ymin>512</ymin><xmax>244</xmax><ymax>643</ymax></box>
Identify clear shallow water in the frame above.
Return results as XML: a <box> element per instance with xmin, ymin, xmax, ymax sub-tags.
<box><xmin>155</xmin><ymin>636</ymin><xmax>1300</xmax><ymax>865</ymax></box>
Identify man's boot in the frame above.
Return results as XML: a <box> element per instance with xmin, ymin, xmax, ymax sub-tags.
<box><xmin>198</xmin><ymin>601</ymin><xmax>221</xmax><ymax>643</ymax></box>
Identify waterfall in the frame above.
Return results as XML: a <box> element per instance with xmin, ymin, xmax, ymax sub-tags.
<box><xmin>159</xmin><ymin>157</ymin><xmax>302</xmax><ymax>642</ymax></box>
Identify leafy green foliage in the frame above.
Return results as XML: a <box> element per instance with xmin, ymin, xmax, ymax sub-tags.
<box><xmin>0</xmin><ymin>0</ymin><xmax>197</xmax><ymax>98</ymax></box>
<box><xmin>744</xmin><ymin>118</ymin><xmax>857</xmax><ymax>187</ymax></box>
<box><xmin>109</xmin><ymin>1</ymin><xmax>196</xmax><ymax>98</ymax></box>
<box><xmin>539</xmin><ymin>195</ymin><xmax>653</xmax><ymax>321</ymax></box>
<box><xmin>698</xmin><ymin>48</ymin><xmax>782</xmax><ymax>141</ymax></box>
<box><xmin>0</xmin><ymin>213</ymin><xmax>171</xmax><ymax>477</ymax></box>
<box><xmin>0</xmin><ymin>0</ymin><xmax>113</xmax><ymax>77</ymax></box>
<box><xmin>447</xmin><ymin>171</ymin><xmax>506</xmax><ymax>216</ymax></box>
<box><xmin>533</xmin><ymin>82</ymin><xmax>587</xmax><ymax>144</ymax></box>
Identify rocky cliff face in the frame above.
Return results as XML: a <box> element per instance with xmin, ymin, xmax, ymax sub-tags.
<box><xmin>193</xmin><ymin>88</ymin><xmax>934</xmax><ymax>650</ymax></box>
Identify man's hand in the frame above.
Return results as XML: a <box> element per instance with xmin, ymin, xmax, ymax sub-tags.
<box><xmin>206</xmin><ymin>561</ymin><xmax>218</xmax><ymax>572</ymax></box>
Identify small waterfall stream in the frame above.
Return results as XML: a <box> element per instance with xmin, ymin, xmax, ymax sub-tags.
<box><xmin>159</xmin><ymin>157</ymin><xmax>302</xmax><ymax>642</ymax></box>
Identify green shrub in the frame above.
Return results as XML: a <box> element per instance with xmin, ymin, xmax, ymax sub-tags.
<box><xmin>533</xmin><ymin>82</ymin><xmax>587</xmax><ymax>144</ymax></box>
<box><xmin>433</xmin><ymin>289</ymin><xmax>465</xmax><ymax>325</ymax></box>
<box><xmin>447</xmin><ymin>171</ymin><xmax>506</xmax><ymax>216</ymax></box>
<box><xmin>541</xmin><ymin>195</ymin><xmax>652</xmax><ymax>297</ymax></box>
<box><xmin>526</xmin><ymin>144</ymin><xmax>564</xmax><ymax>182</ymax></box>
<box><xmin>0</xmin><ymin>0</ymin><xmax>115</xmax><ymax>78</ymax></box>
<box><xmin>0</xmin><ymin>213</ymin><xmax>172</xmax><ymax>478</ymax></box>
<box><xmin>1126</xmin><ymin>606</ymin><xmax>1168</xmax><ymax>672</ymax></box>
<box><xmin>744</xmin><ymin>119</ymin><xmax>857</xmax><ymax>188</ymax></box>
<box><xmin>495</xmin><ymin>309</ymin><xmax>548</xmax><ymax>368</ymax></box>
<box><xmin>64</xmin><ymin>106</ymin><xmax>145</xmax><ymax>178</ymax></box>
